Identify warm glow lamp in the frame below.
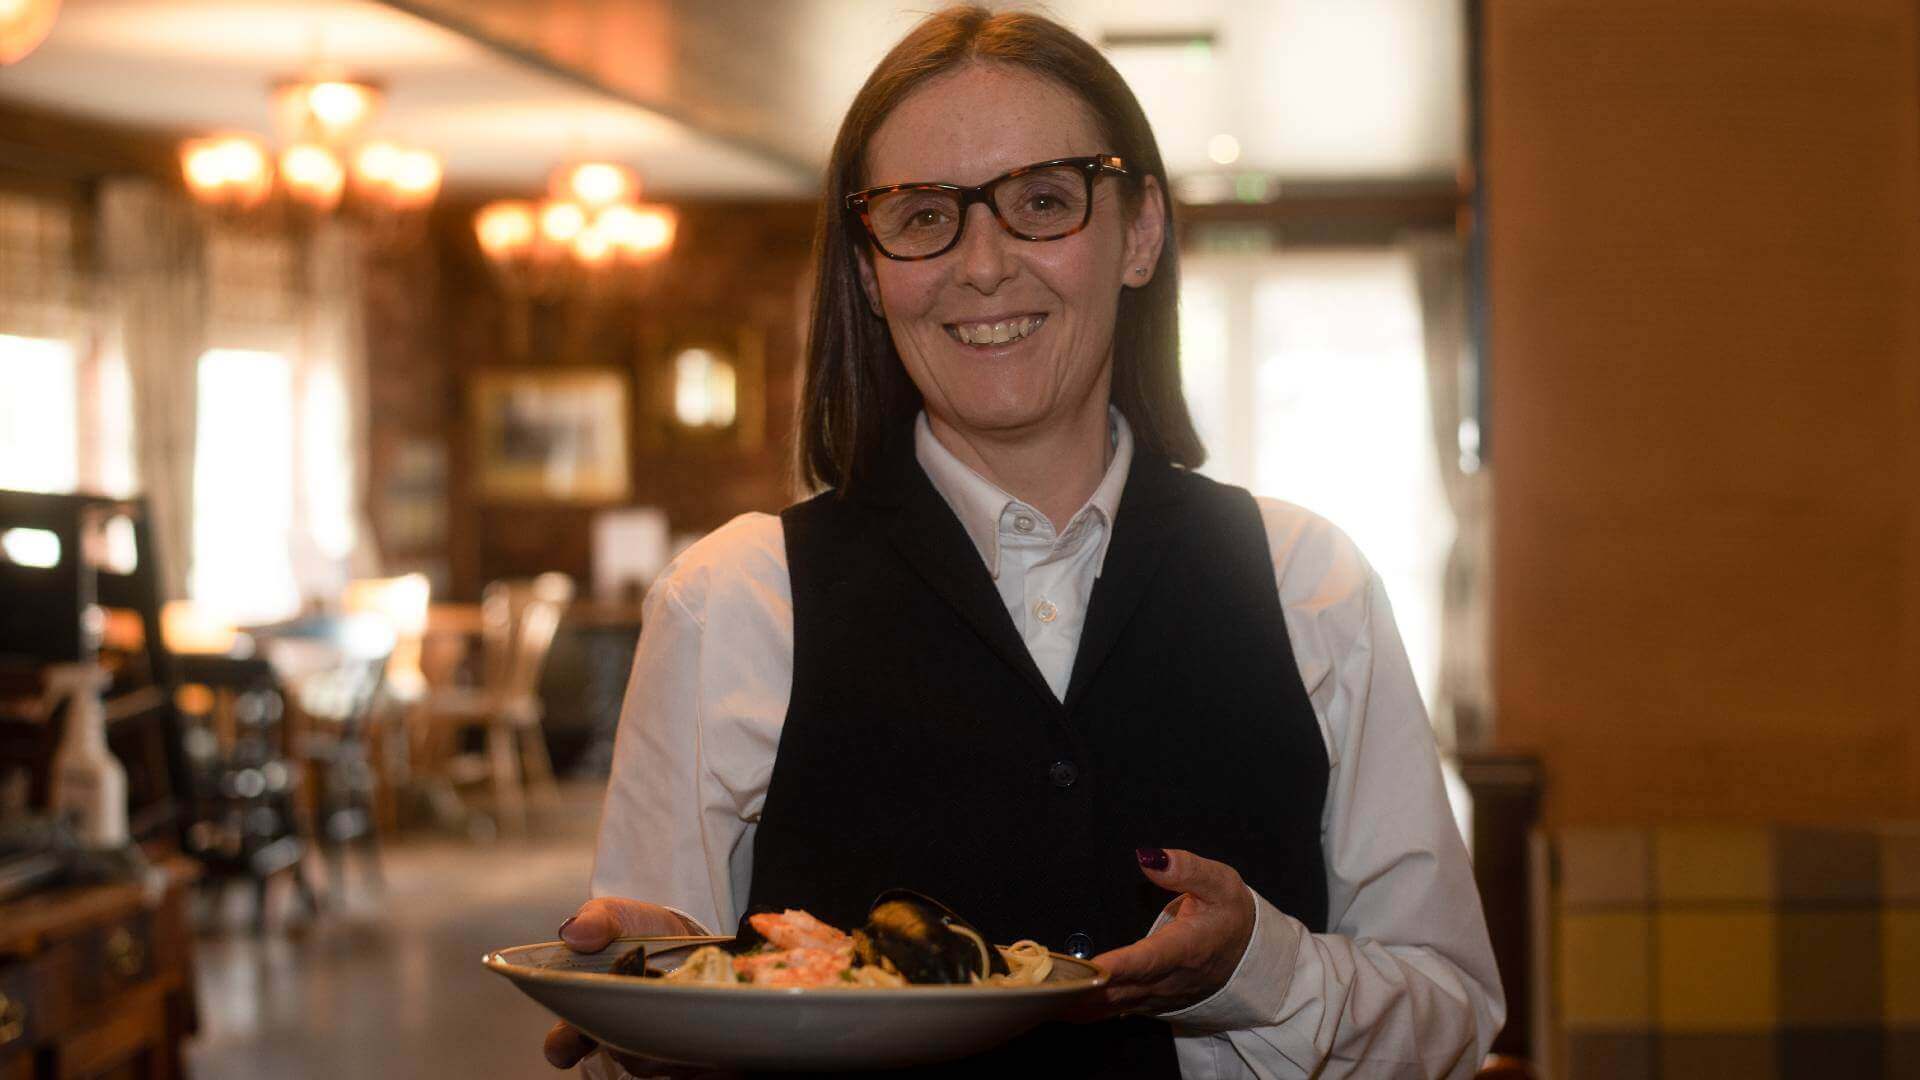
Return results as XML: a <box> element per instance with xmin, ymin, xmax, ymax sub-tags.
<box><xmin>562</xmin><ymin>162</ymin><xmax>638</xmax><ymax>209</ymax></box>
<box><xmin>0</xmin><ymin>0</ymin><xmax>60</xmax><ymax>66</ymax></box>
<box><xmin>271</xmin><ymin>76</ymin><xmax>383</xmax><ymax>145</ymax></box>
<box><xmin>475</xmin><ymin>200</ymin><xmax>537</xmax><ymax>261</ymax></box>
<box><xmin>180</xmin><ymin>134</ymin><xmax>274</xmax><ymax>210</ymax></box>
<box><xmin>279</xmin><ymin>142</ymin><xmax>346</xmax><ymax>212</ymax></box>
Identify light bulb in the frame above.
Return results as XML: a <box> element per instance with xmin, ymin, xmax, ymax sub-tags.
<box><xmin>280</xmin><ymin>143</ymin><xmax>345</xmax><ymax>210</ymax></box>
<box><xmin>475</xmin><ymin>200</ymin><xmax>536</xmax><ymax>260</ymax></box>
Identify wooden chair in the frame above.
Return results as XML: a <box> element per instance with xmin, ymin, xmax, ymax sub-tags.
<box><xmin>422</xmin><ymin>572</ymin><xmax>573</xmax><ymax>836</ymax></box>
<box><xmin>340</xmin><ymin>573</ymin><xmax>430</xmax><ymax>832</ymax></box>
<box><xmin>256</xmin><ymin>613</ymin><xmax>395</xmax><ymax>906</ymax></box>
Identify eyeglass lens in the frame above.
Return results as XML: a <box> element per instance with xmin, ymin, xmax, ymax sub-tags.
<box><xmin>866</xmin><ymin>165</ymin><xmax>1090</xmax><ymax>258</ymax></box>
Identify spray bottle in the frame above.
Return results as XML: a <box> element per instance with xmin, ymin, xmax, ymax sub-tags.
<box><xmin>44</xmin><ymin>662</ymin><xmax>128</xmax><ymax>849</ymax></box>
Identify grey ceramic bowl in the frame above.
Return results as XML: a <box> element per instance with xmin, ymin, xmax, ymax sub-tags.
<box><xmin>483</xmin><ymin>935</ymin><xmax>1107</xmax><ymax>1071</ymax></box>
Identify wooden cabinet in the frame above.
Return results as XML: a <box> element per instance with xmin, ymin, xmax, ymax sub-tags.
<box><xmin>0</xmin><ymin>858</ymin><xmax>196</xmax><ymax>1080</ymax></box>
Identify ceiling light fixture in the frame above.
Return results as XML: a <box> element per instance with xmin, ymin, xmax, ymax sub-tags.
<box><xmin>476</xmin><ymin>160</ymin><xmax>676</xmax><ymax>296</ymax></box>
<box><xmin>180</xmin><ymin>133</ymin><xmax>274</xmax><ymax>211</ymax></box>
<box><xmin>0</xmin><ymin>0</ymin><xmax>60</xmax><ymax>66</ymax></box>
<box><xmin>180</xmin><ymin>64</ymin><xmax>439</xmax><ymax>226</ymax></box>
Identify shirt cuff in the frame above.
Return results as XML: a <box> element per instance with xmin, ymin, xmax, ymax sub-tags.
<box><xmin>663</xmin><ymin>906</ymin><xmax>713</xmax><ymax>936</ymax></box>
<box><xmin>1154</xmin><ymin>884</ymin><xmax>1305</xmax><ymax>1034</ymax></box>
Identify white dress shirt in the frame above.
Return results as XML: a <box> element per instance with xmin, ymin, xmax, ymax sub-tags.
<box><xmin>586</xmin><ymin>411</ymin><xmax>1504</xmax><ymax>1079</ymax></box>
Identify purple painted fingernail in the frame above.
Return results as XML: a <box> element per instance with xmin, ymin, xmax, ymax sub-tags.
<box><xmin>1135</xmin><ymin>847</ymin><xmax>1169</xmax><ymax>871</ymax></box>
<box><xmin>557</xmin><ymin>915</ymin><xmax>579</xmax><ymax>940</ymax></box>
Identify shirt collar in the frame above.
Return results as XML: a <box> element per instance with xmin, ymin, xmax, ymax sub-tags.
<box><xmin>913</xmin><ymin>407</ymin><xmax>1134</xmax><ymax>579</ymax></box>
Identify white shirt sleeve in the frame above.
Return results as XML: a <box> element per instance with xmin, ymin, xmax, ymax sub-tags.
<box><xmin>587</xmin><ymin>512</ymin><xmax>793</xmax><ymax>937</ymax></box>
<box><xmin>1157</xmin><ymin>501</ymin><xmax>1505</xmax><ymax>1079</ymax></box>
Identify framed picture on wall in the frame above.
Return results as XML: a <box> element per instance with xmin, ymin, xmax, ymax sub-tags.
<box><xmin>471</xmin><ymin>368</ymin><xmax>631</xmax><ymax>503</ymax></box>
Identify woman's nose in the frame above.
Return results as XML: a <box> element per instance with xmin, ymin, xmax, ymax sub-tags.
<box><xmin>954</xmin><ymin>201</ymin><xmax>1014</xmax><ymax>293</ymax></box>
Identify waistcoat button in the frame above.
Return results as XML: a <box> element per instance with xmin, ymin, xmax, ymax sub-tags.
<box><xmin>1063</xmin><ymin>931</ymin><xmax>1093</xmax><ymax>958</ymax></box>
<box><xmin>1048</xmin><ymin>760</ymin><xmax>1078</xmax><ymax>788</ymax></box>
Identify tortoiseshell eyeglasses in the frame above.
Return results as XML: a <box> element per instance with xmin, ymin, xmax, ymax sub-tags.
<box><xmin>844</xmin><ymin>155</ymin><xmax>1129</xmax><ymax>261</ymax></box>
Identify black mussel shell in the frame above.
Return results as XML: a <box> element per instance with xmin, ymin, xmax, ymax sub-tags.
<box><xmin>608</xmin><ymin>943</ymin><xmax>662</xmax><ymax>978</ymax></box>
<box><xmin>852</xmin><ymin>888</ymin><xmax>1009</xmax><ymax>984</ymax></box>
<box><xmin>727</xmin><ymin>906</ymin><xmax>776</xmax><ymax>955</ymax></box>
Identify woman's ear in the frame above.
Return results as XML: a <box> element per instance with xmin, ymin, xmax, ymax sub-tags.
<box><xmin>855</xmin><ymin>245</ymin><xmax>885</xmax><ymax>317</ymax></box>
<box><xmin>1121</xmin><ymin>174</ymin><xmax>1168</xmax><ymax>289</ymax></box>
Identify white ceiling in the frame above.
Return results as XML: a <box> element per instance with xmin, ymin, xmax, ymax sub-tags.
<box><xmin>0</xmin><ymin>0</ymin><xmax>1464</xmax><ymax>198</ymax></box>
<box><xmin>785</xmin><ymin>0</ymin><xmax>1465</xmax><ymax>181</ymax></box>
<box><xmin>0</xmin><ymin>0</ymin><xmax>810</xmax><ymax>197</ymax></box>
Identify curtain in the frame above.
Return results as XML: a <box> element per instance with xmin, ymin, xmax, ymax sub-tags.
<box><xmin>0</xmin><ymin>189</ymin><xmax>82</xmax><ymax>342</ymax></box>
<box><xmin>98</xmin><ymin>177</ymin><xmax>206</xmax><ymax>603</ymax></box>
<box><xmin>1404</xmin><ymin>230</ymin><xmax>1492</xmax><ymax>754</ymax></box>
<box><xmin>298</xmin><ymin>219</ymin><xmax>381</xmax><ymax>590</ymax></box>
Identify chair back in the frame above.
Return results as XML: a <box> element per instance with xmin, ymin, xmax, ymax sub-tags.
<box><xmin>478</xmin><ymin>573</ymin><xmax>573</xmax><ymax>712</ymax></box>
<box><xmin>1535</xmin><ymin>823</ymin><xmax>1920</xmax><ymax>1079</ymax></box>
<box><xmin>342</xmin><ymin>573</ymin><xmax>431</xmax><ymax>703</ymax></box>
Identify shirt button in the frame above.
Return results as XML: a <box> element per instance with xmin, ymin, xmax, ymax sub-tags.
<box><xmin>1048</xmin><ymin>760</ymin><xmax>1077</xmax><ymax>788</ymax></box>
<box><xmin>1012</xmin><ymin>514</ymin><xmax>1036</xmax><ymax>534</ymax></box>
<box><xmin>1034</xmin><ymin>599</ymin><xmax>1058</xmax><ymax>623</ymax></box>
<box><xmin>1063</xmin><ymin>931</ymin><xmax>1092</xmax><ymax>959</ymax></box>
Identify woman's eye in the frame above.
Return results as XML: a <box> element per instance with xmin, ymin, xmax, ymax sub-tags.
<box><xmin>1019</xmin><ymin>188</ymin><xmax>1071</xmax><ymax>214</ymax></box>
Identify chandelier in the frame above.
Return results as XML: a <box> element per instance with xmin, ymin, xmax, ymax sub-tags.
<box><xmin>474</xmin><ymin>161</ymin><xmax>676</xmax><ymax>296</ymax></box>
<box><xmin>179</xmin><ymin>69</ymin><xmax>441</xmax><ymax>221</ymax></box>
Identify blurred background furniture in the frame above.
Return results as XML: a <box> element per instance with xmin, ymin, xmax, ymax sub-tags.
<box><xmin>0</xmin><ymin>492</ymin><xmax>192</xmax><ymax>849</ymax></box>
<box><xmin>254</xmin><ymin>612</ymin><xmax>396</xmax><ymax>907</ymax></box>
<box><xmin>172</xmin><ymin>653</ymin><xmax>318</xmax><ymax>934</ymax></box>
<box><xmin>341</xmin><ymin>573</ymin><xmax>432</xmax><ymax>835</ymax></box>
<box><xmin>419</xmin><ymin>572</ymin><xmax>574</xmax><ymax>837</ymax></box>
<box><xmin>0</xmin><ymin>855</ymin><xmax>200</xmax><ymax>1080</ymax></box>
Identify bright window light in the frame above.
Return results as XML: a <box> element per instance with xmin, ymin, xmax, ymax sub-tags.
<box><xmin>94</xmin><ymin>346</ymin><xmax>138</xmax><ymax>497</ymax></box>
<box><xmin>673</xmin><ymin>348</ymin><xmax>736</xmax><ymax>428</ymax></box>
<box><xmin>0</xmin><ymin>527</ymin><xmax>61</xmax><ymax>568</ymax></box>
<box><xmin>192</xmin><ymin>348</ymin><xmax>300</xmax><ymax>624</ymax></box>
<box><xmin>1182</xmin><ymin>250</ymin><xmax>1454</xmax><ymax>712</ymax></box>
<box><xmin>0</xmin><ymin>334</ymin><xmax>78</xmax><ymax>494</ymax></box>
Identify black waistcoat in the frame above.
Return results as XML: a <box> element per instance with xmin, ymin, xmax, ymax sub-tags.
<box><xmin>748</xmin><ymin>435</ymin><xmax>1329</xmax><ymax>1078</ymax></box>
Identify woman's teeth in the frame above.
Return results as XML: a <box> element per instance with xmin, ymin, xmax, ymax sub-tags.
<box><xmin>950</xmin><ymin>315</ymin><xmax>1045</xmax><ymax>345</ymax></box>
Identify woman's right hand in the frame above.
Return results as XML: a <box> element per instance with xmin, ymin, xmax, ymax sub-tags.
<box><xmin>541</xmin><ymin>897</ymin><xmax>717</xmax><ymax>1075</ymax></box>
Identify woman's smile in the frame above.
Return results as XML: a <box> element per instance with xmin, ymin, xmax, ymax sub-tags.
<box><xmin>943</xmin><ymin>313</ymin><xmax>1048</xmax><ymax>348</ymax></box>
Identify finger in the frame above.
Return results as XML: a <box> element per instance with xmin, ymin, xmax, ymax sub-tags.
<box><xmin>1088</xmin><ymin>918</ymin><xmax>1200</xmax><ymax>988</ymax></box>
<box><xmin>1135</xmin><ymin>847</ymin><xmax>1242</xmax><ymax>902</ymax></box>
<box><xmin>543</xmin><ymin>1021</ymin><xmax>597</xmax><ymax>1069</ymax></box>
<box><xmin>560</xmin><ymin>898</ymin><xmax>689</xmax><ymax>952</ymax></box>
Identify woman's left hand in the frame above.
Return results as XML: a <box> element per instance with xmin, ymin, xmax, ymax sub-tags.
<box><xmin>1084</xmin><ymin>847</ymin><xmax>1256</xmax><ymax>1017</ymax></box>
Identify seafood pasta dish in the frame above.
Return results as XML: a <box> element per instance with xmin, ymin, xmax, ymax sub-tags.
<box><xmin>611</xmin><ymin>890</ymin><xmax>1054</xmax><ymax>989</ymax></box>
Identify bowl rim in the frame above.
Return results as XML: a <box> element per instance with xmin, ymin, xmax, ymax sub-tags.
<box><xmin>482</xmin><ymin>935</ymin><xmax>1110</xmax><ymax>998</ymax></box>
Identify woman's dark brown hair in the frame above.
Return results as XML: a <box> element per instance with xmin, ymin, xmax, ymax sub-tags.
<box><xmin>797</xmin><ymin>3</ymin><xmax>1204</xmax><ymax>493</ymax></box>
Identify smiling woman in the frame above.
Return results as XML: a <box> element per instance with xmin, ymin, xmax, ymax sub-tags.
<box><xmin>558</xmin><ymin>7</ymin><xmax>1503</xmax><ymax>1080</ymax></box>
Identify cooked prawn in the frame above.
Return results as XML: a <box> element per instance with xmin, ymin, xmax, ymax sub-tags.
<box><xmin>748</xmin><ymin>909</ymin><xmax>854</xmax><ymax>953</ymax></box>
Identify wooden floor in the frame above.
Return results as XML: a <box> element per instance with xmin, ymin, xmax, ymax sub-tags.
<box><xmin>186</xmin><ymin>783</ymin><xmax>604</xmax><ymax>1080</ymax></box>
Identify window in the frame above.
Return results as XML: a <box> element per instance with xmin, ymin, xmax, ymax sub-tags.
<box><xmin>191</xmin><ymin>348</ymin><xmax>301</xmax><ymax>624</ymax></box>
<box><xmin>0</xmin><ymin>333</ymin><xmax>78</xmax><ymax>494</ymax></box>
<box><xmin>1181</xmin><ymin>249</ymin><xmax>1454</xmax><ymax>711</ymax></box>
